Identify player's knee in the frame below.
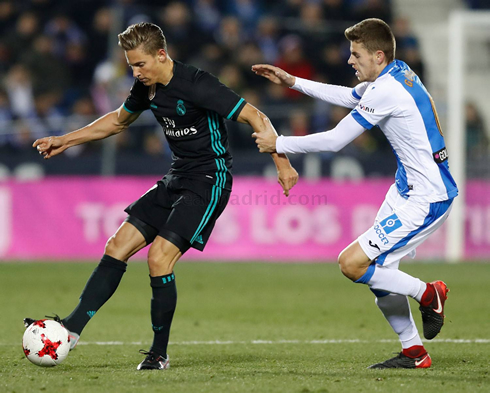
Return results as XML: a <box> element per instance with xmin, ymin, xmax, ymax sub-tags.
<box><xmin>104</xmin><ymin>235</ymin><xmax>128</xmax><ymax>261</ymax></box>
<box><xmin>147</xmin><ymin>249</ymin><xmax>173</xmax><ymax>275</ymax></box>
<box><xmin>337</xmin><ymin>251</ymin><xmax>358</xmax><ymax>281</ymax></box>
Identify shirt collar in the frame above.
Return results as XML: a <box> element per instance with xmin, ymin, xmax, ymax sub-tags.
<box><xmin>377</xmin><ymin>60</ymin><xmax>396</xmax><ymax>79</ymax></box>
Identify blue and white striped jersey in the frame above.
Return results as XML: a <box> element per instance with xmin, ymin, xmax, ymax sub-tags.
<box><xmin>350</xmin><ymin>60</ymin><xmax>458</xmax><ymax>203</ymax></box>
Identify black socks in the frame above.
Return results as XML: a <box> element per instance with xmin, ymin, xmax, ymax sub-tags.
<box><xmin>62</xmin><ymin>255</ymin><xmax>127</xmax><ymax>335</ymax></box>
<box><xmin>149</xmin><ymin>273</ymin><xmax>177</xmax><ymax>358</ymax></box>
<box><xmin>61</xmin><ymin>257</ymin><xmax>176</xmax><ymax>358</ymax></box>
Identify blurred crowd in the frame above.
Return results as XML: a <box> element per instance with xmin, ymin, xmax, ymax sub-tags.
<box><xmin>0</xmin><ymin>0</ymin><xmax>485</xmax><ymax>177</ymax></box>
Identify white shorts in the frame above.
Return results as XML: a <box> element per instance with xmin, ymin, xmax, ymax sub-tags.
<box><xmin>358</xmin><ymin>184</ymin><xmax>453</xmax><ymax>267</ymax></box>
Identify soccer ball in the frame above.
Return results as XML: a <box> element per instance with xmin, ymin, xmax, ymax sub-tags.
<box><xmin>22</xmin><ymin>320</ymin><xmax>70</xmax><ymax>367</ymax></box>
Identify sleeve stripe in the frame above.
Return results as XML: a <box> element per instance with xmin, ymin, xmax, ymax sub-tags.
<box><xmin>352</xmin><ymin>88</ymin><xmax>362</xmax><ymax>100</ymax></box>
<box><xmin>123</xmin><ymin>103</ymin><xmax>137</xmax><ymax>114</ymax></box>
<box><xmin>226</xmin><ymin>98</ymin><xmax>245</xmax><ymax>120</ymax></box>
<box><xmin>351</xmin><ymin>109</ymin><xmax>374</xmax><ymax>129</ymax></box>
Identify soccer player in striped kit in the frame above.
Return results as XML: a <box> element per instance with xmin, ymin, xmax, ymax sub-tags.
<box><xmin>253</xmin><ymin>18</ymin><xmax>457</xmax><ymax>369</ymax></box>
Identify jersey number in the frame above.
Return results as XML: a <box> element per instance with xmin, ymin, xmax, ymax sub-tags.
<box><xmin>429</xmin><ymin>96</ymin><xmax>443</xmax><ymax>136</ymax></box>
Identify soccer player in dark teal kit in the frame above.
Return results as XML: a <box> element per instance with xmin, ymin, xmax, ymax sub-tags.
<box><xmin>28</xmin><ymin>22</ymin><xmax>298</xmax><ymax>370</ymax></box>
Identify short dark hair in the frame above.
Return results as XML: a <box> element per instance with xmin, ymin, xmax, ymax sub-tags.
<box><xmin>344</xmin><ymin>18</ymin><xmax>396</xmax><ymax>63</ymax></box>
<box><xmin>118</xmin><ymin>22</ymin><xmax>167</xmax><ymax>54</ymax></box>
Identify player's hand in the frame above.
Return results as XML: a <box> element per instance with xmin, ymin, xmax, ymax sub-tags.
<box><xmin>277</xmin><ymin>166</ymin><xmax>299</xmax><ymax>197</ymax></box>
<box><xmin>251</xmin><ymin>64</ymin><xmax>296</xmax><ymax>87</ymax></box>
<box><xmin>32</xmin><ymin>136</ymin><xmax>66</xmax><ymax>159</ymax></box>
<box><xmin>252</xmin><ymin>116</ymin><xmax>278</xmax><ymax>153</ymax></box>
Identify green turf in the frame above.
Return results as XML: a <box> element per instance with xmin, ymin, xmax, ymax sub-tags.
<box><xmin>1</xmin><ymin>261</ymin><xmax>489</xmax><ymax>392</ymax></box>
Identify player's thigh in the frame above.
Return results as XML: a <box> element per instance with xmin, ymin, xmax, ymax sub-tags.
<box><xmin>147</xmin><ymin>236</ymin><xmax>182</xmax><ymax>276</ymax></box>
<box><xmin>105</xmin><ymin>221</ymin><xmax>147</xmax><ymax>262</ymax></box>
<box><xmin>162</xmin><ymin>179</ymin><xmax>230</xmax><ymax>252</ymax></box>
<box><xmin>124</xmin><ymin>178</ymin><xmax>174</xmax><ymax>239</ymax></box>
<box><xmin>378</xmin><ymin>201</ymin><xmax>452</xmax><ymax>265</ymax></box>
<box><xmin>358</xmin><ymin>191</ymin><xmax>452</xmax><ymax>267</ymax></box>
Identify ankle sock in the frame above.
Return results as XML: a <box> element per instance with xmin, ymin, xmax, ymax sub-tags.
<box><xmin>402</xmin><ymin>345</ymin><xmax>427</xmax><ymax>358</ymax></box>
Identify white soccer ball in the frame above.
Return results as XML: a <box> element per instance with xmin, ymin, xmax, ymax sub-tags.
<box><xmin>22</xmin><ymin>320</ymin><xmax>70</xmax><ymax>367</ymax></box>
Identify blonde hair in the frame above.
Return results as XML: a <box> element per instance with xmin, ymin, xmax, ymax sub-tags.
<box><xmin>345</xmin><ymin>18</ymin><xmax>396</xmax><ymax>63</ymax></box>
<box><xmin>118</xmin><ymin>22</ymin><xmax>167</xmax><ymax>54</ymax></box>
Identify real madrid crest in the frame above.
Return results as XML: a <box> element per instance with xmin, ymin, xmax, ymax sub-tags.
<box><xmin>148</xmin><ymin>84</ymin><xmax>156</xmax><ymax>101</ymax></box>
<box><xmin>176</xmin><ymin>100</ymin><xmax>186</xmax><ymax>116</ymax></box>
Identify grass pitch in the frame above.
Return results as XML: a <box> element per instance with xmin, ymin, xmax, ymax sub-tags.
<box><xmin>1</xmin><ymin>261</ymin><xmax>489</xmax><ymax>393</ymax></box>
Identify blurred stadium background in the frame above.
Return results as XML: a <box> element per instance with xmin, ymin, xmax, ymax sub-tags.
<box><xmin>0</xmin><ymin>0</ymin><xmax>489</xmax><ymax>262</ymax></box>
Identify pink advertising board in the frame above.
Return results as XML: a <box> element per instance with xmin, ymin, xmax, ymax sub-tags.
<box><xmin>0</xmin><ymin>177</ymin><xmax>488</xmax><ymax>261</ymax></box>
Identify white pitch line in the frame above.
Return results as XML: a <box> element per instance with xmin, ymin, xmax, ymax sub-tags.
<box><xmin>68</xmin><ymin>338</ymin><xmax>490</xmax><ymax>346</ymax></box>
<box><xmin>3</xmin><ymin>338</ymin><xmax>489</xmax><ymax>347</ymax></box>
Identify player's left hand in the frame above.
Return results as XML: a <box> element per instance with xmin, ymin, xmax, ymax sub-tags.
<box><xmin>252</xmin><ymin>116</ymin><xmax>278</xmax><ymax>153</ymax></box>
<box><xmin>277</xmin><ymin>166</ymin><xmax>299</xmax><ymax>197</ymax></box>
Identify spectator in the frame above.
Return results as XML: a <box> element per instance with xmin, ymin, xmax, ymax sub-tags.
<box><xmin>88</xmin><ymin>7</ymin><xmax>112</xmax><ymax>67</ymax></box>
<box><xmin>158</xmin><ymin>2</ymin><xmax>202</xmax><ymax>62</ymax></box>
<box><xmin>0</xmin><ymin>88</ymin><xmax>14</xmax><ymax>147</ymax></box>
<box><xmin>272</xmin><ymin>0</ymin><xmax>304</xmax><ymax>18</ymax></box>
<box><xmin>20</xmin><ymin>35</ymin><xmax>70</xmax><ymax>95</ymax></box>
<box><xmin>44</xmin><ymin>13</ymin><xmax>86</xmax><ymax>59</ymax></box>
<box><xmin>214</xmin><ymin>16</ymin><xmax>245</xmax><ymax>58</ymax></box>
<box><xmin>275</xmin><ymin>34</ymin><xmax>314</xmax><ymax>99</ymax></box>
<box><xmin>392</xmin><ymin>17</ymin><xmax>425</xmax><ymax>80</ymax></box>
<box><xmin>66</xmin><ymin>43</ymin><xmax>93</xmax><ymax>90</ymax></box>
<box><xmin>393</xmin><ymin>17</ymin><xmax>419</xmax><ymax>52</ymax></box>
<box><xmin>0</xmin><ymin>0</ymin><xmax>17</xmax><ymax>36</ymax></box>
<box><xmin>320</xmin><ymin>44</ymin><xmax>354</xmax><ymax>86</ymax></box>
<box><xmin>92</xmin><ymin>49</ymin><xmax>133</xmax><ymax>114</ymax></box>
<box><xmin>300</xmin><ymin>2</ymin><xmax>325</xmax><ymax>32</ymax></box>
<box><xmin>322</xmin><ymin>0</ymin><xmax>354</xmax><ymax>21</ymax></box>
<box><xmin>466</xmin><ymin>101</ymin><xmax>488</xmax><ymax>158</ymax></box>
<box><xmin>4</xmin><ymin>11</ymin><xmax>39</xmax><ymax>62</ymax></box>
<box><xmin>0</xmin><ymin>41</ymin><xmax>11</xmax><ymax>73</ymax></box>
<box><xmin>353</xmin><ymin>0</ymin><xmax>392</xmax><ymax>24</ymax></box>
<box><xmin>192</xmin><ymin>0</ymin><xmax>222</xmax><ymax>34</ymax></box>
<box><xmin>188</xmin><ymin>43</ymin><xmax>224</xmax><ymax>77</ymax></box>
<box><xmin>285</xmin><ymin>108</ymin><xmax>310</xmax><ymax>137</ymax></box>
<box><xmin>236</xmin><ymin>41</ymin><xmax>265</xmax><ymax>88</ymax></box>
<box><xmin>255</xmin><ymin>16</ymin><xmax>280</xmax><ymax>64</ymax></box>
<box><xmin>25</xmin><ymin>91</ymin><xmax>64</xmax><ymax>141</ymax></box>
<box><xmin>4</xmin><ymin>63</ymin><xmax>35</xmax><ymax>118</ymax></box>
<box><xmin>225</xmin><ymin>0</ymin><xmax>261</xmax><ymax>35</ymax></box>
<box><xmin>218</xmin><ymin>63</ymin><xmax>244</xmax><ymax>92</ymax></box>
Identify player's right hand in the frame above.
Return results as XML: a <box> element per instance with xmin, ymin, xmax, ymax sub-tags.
<box><xmin>251</xmin><ymin>64</ymin><xmax>296</xmax><ymax>87</ymax></box>
<box><xmin>32</xmin><ymin>136</ymin><xmax>66</xmax><ymax>159</ymax></box>
<box><xmin>278</xmin><ymin>166</ymin><xmax>299</xmax><ymax>197</ymax></box>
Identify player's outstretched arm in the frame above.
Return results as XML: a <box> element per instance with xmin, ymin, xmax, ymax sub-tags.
<box><xmin>252</xmin><ymin>63</ymin><xmax>367</xmax><ymax>108</ymax></box>
<box><xmin>251</xmin><ymin>64</ymin><xmax>296</xmax><ymax>87</ymax></box>
<box><xmin>237</xmin><ymin>103</ymin><xmax>298</xmax><ymax>196</ymax></box>
<box><xmin>254</xmin><ymin>114</ymin><xmax>366</xmax><ymax>155</ymax></box>
<box><xmin>33</xmin><ymin>105</ymin><xmax>140</xmax><ymax>159</ymax></box>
